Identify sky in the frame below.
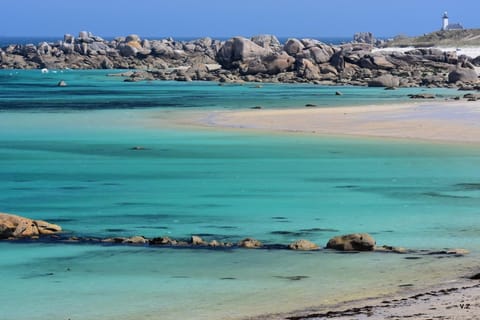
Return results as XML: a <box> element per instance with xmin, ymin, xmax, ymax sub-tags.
<box><xmin>1</xmin><ymin>0</ymin><xmax>479</xmax><ymax>39</ymax></box>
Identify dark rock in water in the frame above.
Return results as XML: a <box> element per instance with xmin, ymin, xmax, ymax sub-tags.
<box><xmin>150</xmin><ymin>236</ymin><xmax>176</xmax><ymax>245</ymax></box>
<box><xmin>57</xmin><ymin>80</ymin><xmax>67</xmax><ymax>87</ymax></box>
<box><xmin>335</xmin><ymin>91</ymin><xmax>343</xmax><ymax>95</ymax></box>
<box><xmin>130</xmin><ymin>146</ymin><xmax>147</xmax><ymax>150</ymax></box>
<box><xmin>274</xmin><ymin>275</ymin><xmax>309</xmax><ymax>281</ymax></box>
<box><xmin>408</xmin><ymin>93</ymin><xmax>436</xmax><ymax>99</ymax></box>
<box><xmin>326</xmin><ymin>233</ymin><xmax>375</xmax><ymax>251</ymax></box>
<box><xmin>0</xmin><ymin>212</ymin><xmax>62</xmax><ymax>239</ymax></box>
<box><xmin>469</xmin><ymin>273</ymin><xmax>480</xmax><ymax>280</ymax></box>
<box><xmin>238</xmin><ymin>237</ymin><xmax>262</xmax><ymax>248</ymax></box>
<box><xmin>305</xmin><ymin>103</ymin><xmax>317</xmax><ymax>107</ymax></box>
<box><xmin>288</xmin><ymin>239</ymin><xmax>319</xmax><ymax>251</ymax></box>
<box><xmin>375</xmin><ymin>245</ymin><xmax>408</xmax><ymax>254</ymax></box>
<box><xmin>122</xmin><ymin>236</ymin><xmax>148</xmax><ymax>244</ymax></box>
<box><xmin>384</xmin><ymin>87</ymin><xmax>396</xmax><ymax>90</ymax></box>
<box><xmin>250</xmin><ymin>106</ymin><xmax>262</xmax><ymax>109</ymax></box>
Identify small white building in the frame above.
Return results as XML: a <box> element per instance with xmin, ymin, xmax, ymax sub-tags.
<box><xmin>442</xmin><ymin>12</ymin><xmax>464</xmax><ymax>31</ymax></box>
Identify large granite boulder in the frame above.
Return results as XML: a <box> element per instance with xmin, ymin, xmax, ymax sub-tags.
<box><xmin>368</xmin><ymin>74</ymin><xmax>400</xmax><ymax>87</ymax></box>
<box><xmin>448</xmin><ymin>67</ymin><xmax>478</xmax><ymax>83</ymax></box>
<box><xmin>296</xmin><ymin>59</ymin><xmax>321</xmax><ymax>80</ymax></box>
<box><xmin>283</xmin><ymin>38</ymin><xmax>304</xmax><ymax>56</ymax></box>
<box><xmin>326</xmin><ymin>233</ymin><xmax>376</xmax><ymax>251</ymax></box>
<box><xmin>240</xmin><ymin>52</ymin><xmax>295</xmax><ymax>75</ymax></box>
<box><xmin>251</xmin><ymin>34</ymin><xmax>281</xmax><ymax>50</ymax></box>
<box><xmin>216</xmin><ymin>37</ymin><xmax>270</xmax><ymax>69</ymax></box>
<box><xmin>0</xmin><ymin>213</ymin><xmax>62</xmax><ymax>239</ymax></box>
<box><xmin>288</xmin><ymin>239</ymin><xmax>319</xmax><ymax>251</ymax></box>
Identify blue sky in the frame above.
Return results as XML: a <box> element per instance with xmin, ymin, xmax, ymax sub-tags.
<box><xmin>1</xmin><ymin>0</ymin><xmax>478</xmax><ymax>38</ymax></box>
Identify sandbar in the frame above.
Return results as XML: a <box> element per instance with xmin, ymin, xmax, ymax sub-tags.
<box><xmin>189</xmin><ymin>100</ymin><xmax>480</xmax><ymax>144</ymax></box>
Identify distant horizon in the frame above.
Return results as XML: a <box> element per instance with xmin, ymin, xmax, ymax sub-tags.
<box><xmin>1</xmin><ymin>0</ymin><xmax>478</xmax><ymax>39</ymax></box>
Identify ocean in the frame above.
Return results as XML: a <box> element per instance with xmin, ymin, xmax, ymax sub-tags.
<box><xmin>1</xmin><ymin>69</ymin><xmax>479</xmax><ymax>320</ymax></box>
<box><xmin>0</xmin><ymin>36</ymin><xmax>354</xmax><ymax>48</ymax></box>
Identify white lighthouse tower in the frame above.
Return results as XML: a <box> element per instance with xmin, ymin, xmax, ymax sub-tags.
<box><xmin>442</xmin><ymin>12</ymin><xmax>449</xmax><ymax>31</ymax></box>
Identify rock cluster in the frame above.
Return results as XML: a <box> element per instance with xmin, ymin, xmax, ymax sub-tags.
<box><xmin>1</xmin><ymin>31</ymin><xmax>479</xmax><ymax>87</ymax></box>
<box><xmin>0</xmin><ymin>212</ymin><xmax>62</xmax><ymax>239</ymax></box>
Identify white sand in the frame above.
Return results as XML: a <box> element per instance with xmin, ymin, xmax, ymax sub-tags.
<box><xmin>192</xmin><ymin>101</ymin><xmax>480</xmax><ymax>144</ymax></box>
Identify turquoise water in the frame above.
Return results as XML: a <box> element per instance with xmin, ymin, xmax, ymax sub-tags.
<box><xmin>1</xmin><ymin>70</ymin><xmax>479</xmax><ymax>320</ymax></box>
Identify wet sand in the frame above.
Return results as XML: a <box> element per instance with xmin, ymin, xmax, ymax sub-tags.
<box><xmin>192</xmin><ymin>101</ymin><xmax>480</xmax><ymax>144</ymax></box>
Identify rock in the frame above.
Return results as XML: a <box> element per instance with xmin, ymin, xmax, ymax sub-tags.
<box><xmin>446</xmin><ymin>248</ymin><xmax>469</xmax><ymax>255</ymax></box>
<box><xmin>250</xmin><ymin>34</ymin><xmax>281</xmax><ymax>50</ymax></box>
<box><xmin>122</xmin><ymin>236</ymin><xmax>148</xmax><ymax>244</ymax></box>
<box><xmin>35</xmin><ymin>220</ymin><xmax>62</xmax><ymax>235</ymax></box>
<box><xmin>354</xmin><ymin>32</ymin><xmax>375</xmax><ymax>44</ymax></box>
<box><xmin>119</xmin><ymin>43</ymin><xmax>139</xmax><ymax>57</ymax></box>
<box><xmin>64</xmin><ymin>34</ymin><xmax>75</xmax><ymax>44</ymax></box>
<box><xmin>368</xmin><ymin>74</ymin><xmax>400</xmax><ymax>88</ymax></box>
<box><xmin>375</xmin><ymin>245</ymin><xmax>408</xmax><ymax>254</ymax></box>
<box><xmin>190</xmin><ymin>235</ymin><xmax>205</xmax><ymax>245</ymax></box>
<box><xmin>208</xmin><ymin>240</ymin><xmax>221</xmax><ymax>247</ymax></box>
<box><xmin>216</xmin><ymin>37</ymin><xmax>270</xmax><ymax>69</ymax></box>
<box><xmin>448</xmin><ymin>67</ymin><xmax>478</xmax><ymax>83</ymax></box>
<box><xmin>125</xmin><ymin>34</ymin><xmax>141</xmax><ymax>43</ymax></box>
<box><xmin>57</xmin><ymin>80</ymin><xmax>67</xmax><ymax>87</ymax></box>
<box><xmin>326</xmin><ymin>233</ymin><xmax>376</xmax><ymax>251</ymax></box>
<box><xmin>149</xmin><ymin>236</ymin><xmax>175</xmax><ymax>245</ymax></box>
<box><xmin>470</xmin><ymin>273</ymin><xmax>480</xmax><ymax>280</ymax></box>
<box><xmin>335</xmin><ymin>91</ymin><xmax>343</xmax><ymax>96</ymax></box>
<box><xmin>296</xmin><ymin>59</ymin><xmax>321</xmax><ymax>80</ymax></box>
<box><xmin>238</xmin><ymin>237</ymin><xmax>262</xmax><ymax>248</ymax></box>
<box><xmin>283</xmin><ymin>38</ymin><xmax>304</xmax><ymax>56</ymax></box>
<box><xmin>0</xmin><ymin>213</ymin><xmax>61</xmax><ymax>239</ymax></box>
<box><xmin>288</xmin><ymin>239</ymin><xmax>319</xmax><ymax>251</ymax></box>
<box><xmin>408</xmin><ymin>93</ymin><xmax>436</xmax><ymax>99</ymax></box>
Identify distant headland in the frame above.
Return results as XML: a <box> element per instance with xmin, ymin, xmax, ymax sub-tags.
<box><xmin>1</xmin><ymin>30</ymin><xmax>479</xmax><ymax>88</ymax></box>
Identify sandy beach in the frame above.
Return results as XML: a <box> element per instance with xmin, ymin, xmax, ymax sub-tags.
<box><xmin>192</xmin><ymin>100</ymin><xmax>480</xmax><ymax>144</ymax></box>
<box><xmin>181</xmin><ymin>100</ymin><xmax>480</xmax><ymax>319</ymax></box>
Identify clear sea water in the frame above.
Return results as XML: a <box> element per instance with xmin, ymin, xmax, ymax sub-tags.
<box><xmin>1</xmin><ymin>70</ymin><xmax>479</xmax><ymax>320</ymax></box>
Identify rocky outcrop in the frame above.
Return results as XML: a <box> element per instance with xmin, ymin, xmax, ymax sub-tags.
<box><xmin>288</xmin><ymin>239</ymin><xmax>319</xmax><ymax>251</ymax></box>
<box><xmin>326</xmin><ymin>233</ymin><xmax>376</xmax><ymax>251</ymax></box>
<box><xmin>1</xmin><ymin>31</ymin><xmax>479</xmax><ymax>87</ymax></box>
<box><xmin>0</xmin><ymin>213</ymin><xmax>62</xmax><ymax>239</ymax></box>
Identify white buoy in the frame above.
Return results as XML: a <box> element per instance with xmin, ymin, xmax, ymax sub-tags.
<box><xmin>41</xmin><ymin>68</ymin><xmax>49</xmax><ymax>74</ymax></box>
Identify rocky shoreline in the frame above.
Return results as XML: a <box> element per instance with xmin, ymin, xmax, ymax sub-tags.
<box><xmin>0</xmin><ymin>213</ymin><xmax>472</xmax><ymax>258</ymax></box>
<box><xmin>1</xmin><ymin>31</ymin><xmax>479</xmax><ymax>88</ymax></box>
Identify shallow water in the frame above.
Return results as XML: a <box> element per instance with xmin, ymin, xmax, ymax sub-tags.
<box><xmin>1</xmin><ymin>71</ymin><xmax>479</xmax><ymax>320</ymax></box>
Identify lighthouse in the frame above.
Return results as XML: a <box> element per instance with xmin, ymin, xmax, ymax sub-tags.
<box><xmin>442</xmin><ymin>12</ymin><xmax>449</xmax><ymax>31</ymax></box>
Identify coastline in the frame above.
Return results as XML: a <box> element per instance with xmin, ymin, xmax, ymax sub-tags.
<box><xmin>169</xmin><ymin>99</ymin><xmax>480</xmax><ymax>319</ymax></box>
<box><xmin>254</xmin><ymin>279</ymin><xmax>480</xmax><ymax>320</ymax></box>
<box><xmin>182</xmin><ymin>100</ymin><xmax>480</xmax><ymax>145</ymax></box>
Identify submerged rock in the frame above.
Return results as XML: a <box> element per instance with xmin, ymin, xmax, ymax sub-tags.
<box><xmin>326</xmin><ymin>233</ymin><xmax>376</xmax><ymax>251</ymax></box>
<box><xmin>288</xmin><ymin>239</ymin><xmax>319</xmax><ymax>251</ymax></box>
<box><xmin>0</xmin><ymin>213</ymin><xmax>62</xmax><ymax>239</ymax></box>
<box><xmin>57</xmin><ymin>80</ymin><xmax>67</xmax><ymax>87</ymax></box>
<box><xmin>238</xmin><ymin>237</ymin><xmax>262</xmax><ymax>248</ymax></box>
